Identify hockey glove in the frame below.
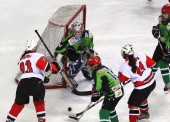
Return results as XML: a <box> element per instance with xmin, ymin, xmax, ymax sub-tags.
<box><xmin>44</xmin><ymin>77</ymin><xmax>49</xmax><ymax>83</ymax></box>
<box><xmin>51</xmin><ymin>62</ymin><xmax>61</xmax><ymax>74</ymax></box>
<box><xmin>91</xmin><ymin>91</ymin><xmax>102</xmax><ymax>102</ymax></box>
<box><xmin>152</xmin><ymin>26</ymin><xmax>160</xmax><ymax>39</ymax></box>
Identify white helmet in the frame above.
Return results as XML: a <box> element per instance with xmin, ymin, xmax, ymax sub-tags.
<box><xmin>121</xmin><ymin>44</ymin><xmax>134</xmax><ymax>58</ymax></box>
<box><xmin>25</xmin><ymin>40</ymin><xmax>38</xmax><ymax>51</ymax></box>
<box><xmin>71</xmin><ymin>21</ymin><xmax>83</xmax><ymax>37</ymax></box>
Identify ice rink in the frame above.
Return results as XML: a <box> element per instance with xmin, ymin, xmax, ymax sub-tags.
<box><xmin>0</xmin><ymin>0</ymin><xmax>170</xmax><ymax>121</ymax></box>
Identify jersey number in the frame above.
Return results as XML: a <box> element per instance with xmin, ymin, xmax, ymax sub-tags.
<box><xmin>136</xmin><ymin>61</ymin><xmax>145</xmax><ymax>76</ymax></box>
<box><xmin>20</xmin><ymin>60</ymin><xmax>33</xmax><ymax>73</ymax></box>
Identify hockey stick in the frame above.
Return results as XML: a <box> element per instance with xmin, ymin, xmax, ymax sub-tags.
<box><xmin>35</xmin><ymin>30</ymin><xmax>92</xmax><ymax>96</ymax></box>
<box><xmin>68</xmin><ymin>98</ymin><xmax>104</xmax><ymax>121</ymax></box>
<box><xmin>157</xmin><ymin>38</ymin><xmax>170</xmax><ymax>67</ymax></box>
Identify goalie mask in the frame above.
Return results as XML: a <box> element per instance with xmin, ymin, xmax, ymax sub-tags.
<box><xmin>121</xmin><ymin>44</ymin><xmax>134</xmax><ymax>59</ymax></box>
<box><xmin>71</xmin><ymin>21</ymin><xmax>84</xmax><ymax>37</ymax></box>
<box><xmin>88</xmin><ymin>56</ymin><xmax>101</xmax><ymax>69</ymax></box>
<box><xmin>25</xmin><ymin>40</ymin><xmax>38</xmax><ymax>51</ymax></box>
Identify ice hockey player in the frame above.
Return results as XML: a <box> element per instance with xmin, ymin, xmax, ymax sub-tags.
<box><xmin>119</xmin><ymin>44</ymin><xmax>156</xmax><ymax>122</ymax></box>
<box><xmin>152</xmin><ymin>4</ymin><xmax>170</xmax><ymax>92</ymax></box>
<box><xmin>6</xmin><ymin>40</ymin><xmax>60</xmax><ymax>122</ymax></box>
<box><xmin>54</xmin><ymin>21</ymin><xmax>95</xmax><ymax>87</ymax></box>
<box><xmin>87</xmin><ymin>56</ymin><xmax>124</xmax><ymax>122</ymax></box>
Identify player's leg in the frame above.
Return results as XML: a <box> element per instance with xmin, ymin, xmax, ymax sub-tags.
<box><xmin>32</xmin><ymin>78</ymin><xmax>46</xmax><ymax>122</ymax></box>
<box><xmin>6</xmin><ymin>79</ymin><xmax>30</xmax><ymax>122</ymax></box>
<box><xmin>67</xmin><ymin>59</ymin><xmax>83</xmax><ymax>78</ymax></box>
<box><xmin>159</xmin><ymin>60</ymin><xmax>170</xmax><ymax>91</ymax></box>
<box><xmin>100</xmin><ymin>96</ymin><xmax>122</xmax><ymax>122</ymax></box>
<box><xmin>138</xmin><ymin>100</ymin><xmax>150</xmax><ymax>120</ymax></box>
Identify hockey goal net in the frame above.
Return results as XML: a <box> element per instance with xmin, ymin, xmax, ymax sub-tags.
<box><xmin>15</xmin><ymin>4</ymin><xmax>86</xmax><ymax>89</ymax></box>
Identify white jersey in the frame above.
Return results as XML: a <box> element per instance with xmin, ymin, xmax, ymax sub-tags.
<box><xmin>119</xmin><ymin>52</ymin><xmax>156</xmax><ymax>89</ymax></box>
<box><xmin>18</xmin><ymin>52</ymin><xmax>49</xmax><ymax>81</ymax></box>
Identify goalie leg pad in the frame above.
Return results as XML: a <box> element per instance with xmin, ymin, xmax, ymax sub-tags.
<box><xmin>68</xmin><ymin>59</ymin><xmax>83</xmax><ymax>78</ymax></box>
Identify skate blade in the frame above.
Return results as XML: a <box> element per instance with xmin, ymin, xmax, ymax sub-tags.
<box><xmin>164</xmin><ymin>90</ymin><xmax>170</xmax><ymax>94</ymax></box>
<box><xmin>138</xmin><ymin>119</ymin><xmax>150</xmax><ymax>122</ymax></box>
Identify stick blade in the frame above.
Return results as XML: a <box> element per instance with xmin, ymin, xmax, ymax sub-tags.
<box><xmin>69</xmin><ymin>116</ymin><xmax>79</xmax><ymax>121</ymax></box>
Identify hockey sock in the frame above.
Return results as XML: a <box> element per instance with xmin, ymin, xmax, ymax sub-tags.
<box><xmin>129</xmin><ymin>108</ymin><xmax>140</xmax><ymax>122</ymax></box>
<box><xmin>152</xmin><ymin>63</ymin><xmax>158</xmax><ymax>74</ymax></box>
<box><xmin>6</xmin><ymin>103</ymin><xmax>24</xmax><ymax>121</ymax></box>
<box><xmin>99</xmin><ymin>109</ymin><xmax>110</xmax><ymax>122</ymax></box>
<box><xmin>110</xmin><ymin>109</ymin><xmax>119</xmax><ymax>122</ymax></box>
<box><xmin>140</xmin><ymin>100</ymin><xmax>149</xmax><ymax>113</ymax></box>
<box><xmin>33</xmin><ymin>100</ymin><xmax>46</xmax><ymax>122</ymax></box>
<box><xmin>159</xmin><ymin>60</ymin><xmax>170</xmax><ymax>84</ymax></box>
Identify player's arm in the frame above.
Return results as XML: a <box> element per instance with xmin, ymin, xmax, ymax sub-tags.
<box><xmin>146</xmin><ymin>55</ymin><xmax>156</xmax><ymax>68</ymax></box>
<box><xmin>54</xmin><ymin>35</ymin><xmax>72</xmax><ymax>58</ymax></box>
<box><xmin>118</xmin><ymin>71</ymin><xmax>131</xmax><ymax>85</ymax></box>
<box><xmin>36</xmin><ymin>56</ymin><xmax>59</xmax><ymax>74</ymax></box>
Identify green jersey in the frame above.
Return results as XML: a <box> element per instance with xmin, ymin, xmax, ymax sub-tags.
<box><xmin>55</xmin><ymin>30</ymin><xmax>94</xmax><ymax>59</ymax></box>
<box><xmin>91</xmin><ymin>65</ymin><xmax>123</xmax><ymax>98</ymax></box>
<box><xmin>158</xmin><ymin>22</ymin><xmax>170</xmax><ymax>48</ymax></box>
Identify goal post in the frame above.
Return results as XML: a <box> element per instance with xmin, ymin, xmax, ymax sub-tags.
<box><xmin>15</xmin><ymin>4</ymin><xmax>86</xmax><ymax>89</ymax></box>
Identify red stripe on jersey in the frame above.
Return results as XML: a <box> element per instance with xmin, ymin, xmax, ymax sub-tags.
<box><xmin>118</xmin><ymin>72</ymin><xmax>130</xmax><ymax>83</ymax></box>
<box><xmin>134</xmin><ymin>73</ymin><xmax>154</xmax><ymax>87</ymax></box>
<box><xmin>146</xmin><ymin>55</ymin><xmax>155</xmax><ymax>67</ymax></box>
<box><xmin>36</xmin><ymin>56</ymin><xmax>49</xmax><ymax>71</ymax></box>
<box><xmin>51</xmin><ymin>64</ymin><xmax>58</xmax><ymax>73</ymax></box>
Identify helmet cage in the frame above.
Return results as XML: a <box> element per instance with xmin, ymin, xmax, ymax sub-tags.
<box><xmin>71</xmin><ymin>21</ymin><xmax>83</xmax><ymax>37</ymax></box>
<box><xmin>121</xmin><ymin>44</ymin><xmax>134</xmax><ymax>59</ymax></box>
<box><xmin>25</xmin><ymin>40</ymin><xmax>38</xmax><ymax>51</ymax></box>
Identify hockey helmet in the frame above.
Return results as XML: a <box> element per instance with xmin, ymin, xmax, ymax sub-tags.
<box><xmin>71</xmin><ymin>21</ymin><xmax>84</xmax><ymax>37</ymax></box>
<box><xmin>25</xmin><ymin>40</ymin><xmax>38</xmax><ymax>51</ymax></box>
<box><xmin>121</xmin><ymin>44</ymin><xmax>134</xmax><ymax>59</ymax></box>
<box><xmin>88</xmin><ymin>56</ymin><xmax>101</xmax><ymax>68</ymax></box>
<box><xmin>162</xmin><ymin>4</ymin><xmax>170</xmax><ymax>13</ymax></box>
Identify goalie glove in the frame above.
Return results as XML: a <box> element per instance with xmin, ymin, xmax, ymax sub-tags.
<box><xmin>152</xmin><ymin>26</ymin><xmax>160</xmax><ymax>39</ymax></box>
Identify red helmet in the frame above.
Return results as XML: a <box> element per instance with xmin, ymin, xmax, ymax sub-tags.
<box><xmin>162</xmin><ymin>4</ymin><xmax>170</xmax><ymax>13</ymax></box>
<box><xmin>88</xmin><ymin>56</ymin><xmax>101</xmax><ymax>68</ymax></box>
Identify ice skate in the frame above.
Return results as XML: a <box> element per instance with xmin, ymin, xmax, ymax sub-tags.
<box><xmin>138</xmin><ymin>112</ymin><xmax>150</xmax><ymax>120</ymax></box>
<box><xmin>164</xmin><ymin>83</ymin><xmax>170</xmax><ymax>94</ymax></box>
<box><xmin>6</xmin><ymin>120</ymin><xmax>14</xmax><ymax>122</ymax></box>
<box><xmin>38</xmin><ymin>117</ymin><xmax>45</xmax><ymax>122</ymax></box>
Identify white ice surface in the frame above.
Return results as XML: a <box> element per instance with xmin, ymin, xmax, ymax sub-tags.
<box><xmin>0</xmin><ymin>0</ymin><xmax>170</xmax><ymax>122</ymax></box>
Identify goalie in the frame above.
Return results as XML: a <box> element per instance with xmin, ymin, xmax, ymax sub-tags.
<box><xmin>54</xmin><ymin>21</ymin><xmax>96</xmax><ymax>87</ymax></box>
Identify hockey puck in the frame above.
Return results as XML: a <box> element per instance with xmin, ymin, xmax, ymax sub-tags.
<box><xmin>68</xmin><ymin>107</ymin><xmax>72</xmax><ymax>111</ymax></box>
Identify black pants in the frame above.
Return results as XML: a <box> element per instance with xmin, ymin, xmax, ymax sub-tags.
<box><xmin>102</xmin><ymin>85</ymin><xmax>124</xmax><ymax>111</ymax></box>
<box><xmin>15</xmin><ymin>78</ymin><xmax>45</xmax><ymax>105</ymax></box>
<box><xmin>128</xmin><ymin>81</ymin><xmax>156</xmax><ymax>107</ymax></box>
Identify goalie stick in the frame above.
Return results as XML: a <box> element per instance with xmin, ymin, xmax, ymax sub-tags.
<box><xmin>35</xmin><ymin>30</ymin><xmax>92</xmax><ymax>96</ymax></box>
<box><xmin>67</xmin><ymin>98</ymin><xmax>104</xmax><ymax>121</ymax></box>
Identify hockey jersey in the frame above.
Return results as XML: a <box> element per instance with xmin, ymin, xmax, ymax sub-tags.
<box><xmin>18</xmin><ymin>52</ymin><xmax>57</xmax><ymax>81</ymax></box>
<box><xmin>119</xmin><ymin>52</ymin><xmax>156</xmax><ymax>89</ymax></box>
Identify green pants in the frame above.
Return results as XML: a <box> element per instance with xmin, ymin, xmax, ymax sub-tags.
<box><xmin>152</xmin><ymin>60</ymin><xmax>170</xmax><ymax>84</ymax></box>
<box><xmin>99</xmin><ymin>109</ymin><xmax>119</xmax><ymax>122</ymax></box>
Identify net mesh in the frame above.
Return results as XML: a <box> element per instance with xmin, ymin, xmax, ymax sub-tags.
<box><xmin>15</xmin><ymin>5</ymin><xmax>86</xmax><ymax>89</ymax></box>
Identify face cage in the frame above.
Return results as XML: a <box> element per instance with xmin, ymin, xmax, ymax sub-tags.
<box><xmin>88</xmin><ymin>64</ymin><xmax>99</xmax><ymax>70</ymax></box>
